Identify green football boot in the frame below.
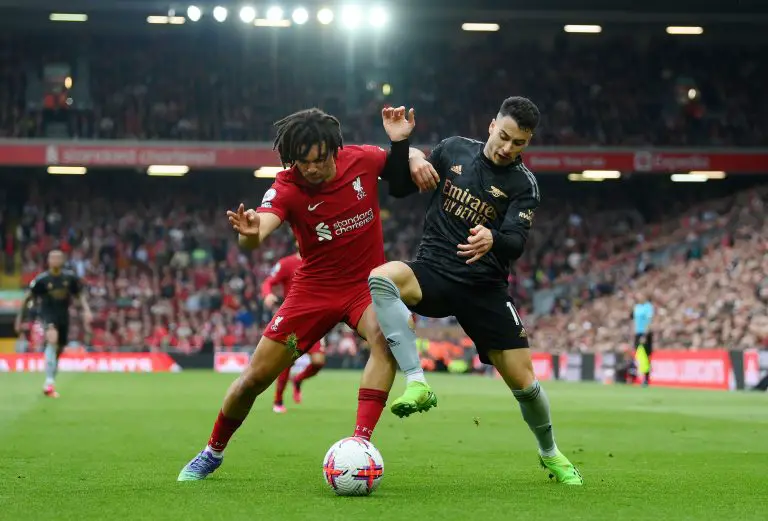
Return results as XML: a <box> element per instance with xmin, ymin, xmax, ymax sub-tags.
<box><xmin>390</xmin><ymin>381</ymin><xmax>437</xmax><ymax>418</ymax></box>
<box><xmin>539</xmin><ymin>450</ymin><xmax>584</xmax><ymax>485</ymax></box>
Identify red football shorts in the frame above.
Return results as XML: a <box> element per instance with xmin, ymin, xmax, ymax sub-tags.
<box><xmin>264</xmin><ymin>281</ymin><xmax>370</xmax><ymax>354</ymax></box>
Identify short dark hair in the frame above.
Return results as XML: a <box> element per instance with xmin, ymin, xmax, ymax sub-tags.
<box><xmin>272</xmin><ymin>108</ymin><xmax>344</xmax><ymax>167</ymax></box>
<box><xmin>498</xmin><ymin>96</ymin><xmax>540</xmax><ymax>133</ymax></box>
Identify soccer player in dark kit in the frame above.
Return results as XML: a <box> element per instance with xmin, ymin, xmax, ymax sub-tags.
<box><xmin>177</xmin><ymin>106</ymin><xmax>439</xmax><ymax>481</ymax></box>
<box><xmin>15</xmin><ymin>250</ymin><xmax>92</xmax><ymax>398</ymax></box>
<box><xmin>368</xmin><ymin>97</ymin><xmax>584</xmax><ymax>485</ymax></box>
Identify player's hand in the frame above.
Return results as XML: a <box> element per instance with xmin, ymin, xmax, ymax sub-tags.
<box><xmin>227</xmin><ymin>203</ymin><xmax>260</xmax><ymax>237</ymax></box>
<box><xmin>409</xmin><ymin>156</ymin><xmax>439</xmax><ymax>193</ymax></box>
<box><xmin>457</xmin><ymin>225</ymin><xmax>493</xmax><ymax>264</ymax></box>
<box><xmin>263</xmin><ymin>293</ymin><xmax>279</xmax><ymax>310</ymax></box>
<box><xmin>382</xmin><ymin>106</ymin><xmax>415</xmax><ymax>142</ymax></box>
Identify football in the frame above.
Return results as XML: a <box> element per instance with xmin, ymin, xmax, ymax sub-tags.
<box><xmin>322</xmin><ymin>437</ymin><xmax>384</xmax><ymax>496</ymax></box>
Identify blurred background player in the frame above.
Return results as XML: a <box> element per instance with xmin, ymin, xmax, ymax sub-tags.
<box><xmin>177</xmin><ymin>106</ymin><xmax>438</xmax><ymax>481</ymax></box>
<box><xmin>261</xmin><ymin>247</ymin><xmax>327</xmax><ymax>413</ymax></box>
<box><xmin>633</xmin><ymin>293</ymin><xmax>655</xmax><ymax>386</ymax></box>
<box><xmin>14</xmin><ymin>250</ymin><xmax>92</xmax><ymax>398</ymax></box>
<box><xmin>368</xmin><ymin>97</ymin><xmax>583</xmax><ymax>484</ymax></box>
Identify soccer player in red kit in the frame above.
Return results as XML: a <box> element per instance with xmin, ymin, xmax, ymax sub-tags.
<box><xmin>178</xmin><ymin>106</ymin><xmax>440</xmax><ymax>481</ymax></box>
<box><xmin>261</xmin><ymin>250</ymin><xmax>327</xmax><ymax>413</ymax></box>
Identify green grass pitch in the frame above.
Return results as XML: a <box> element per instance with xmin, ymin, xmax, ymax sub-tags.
<box><xmin>1</xmin><ymin>371</ymin><xmax>766</xmax><ymax>520</ymax></box>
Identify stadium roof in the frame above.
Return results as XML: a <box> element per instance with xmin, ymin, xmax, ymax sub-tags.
<box><xmin>432</xmin><ymin>0</ymin><xmax>765</xmax><ymax>13</ymax></box>
<box><xmin>3</xmin><ymin>0</ymin><xmax>767</xmax><ymax>15</ymax></box>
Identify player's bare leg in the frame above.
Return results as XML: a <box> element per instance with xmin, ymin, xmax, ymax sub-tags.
<box><xmin>353</xmin><ymin>304</ymin><xmax>397</xmax><ymax>439</ymax></box>
<box><xmin>178</xmin><ymin>336</ymin><xmax>295</xmax><ymax>481</ymax></box>
<box><xmin>293</xmin><ymin>351</ymin><xmax>325</xmax><ymax>404</ymax></box>
<box><xmin>43</xmin><ymin>325</ymin><xmax>60</xmax><ymax>398</ymax></box>
<box><xmin>273</xmin><ymin>366</ymin><xmax>291</xmax><ymax>413</ymax></box>
<box><xmin>369</xmin><ymin>261</ymin><xmax>437</xmax><ymax>417</ymax></box>
<box><xmin>486</xmin><ymin>348</ymin><xmax>583</xmax><ymax>485</ymax></box>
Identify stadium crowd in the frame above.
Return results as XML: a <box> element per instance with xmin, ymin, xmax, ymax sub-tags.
<box><xmin>0</xmin><ymin>33</ymin><xmax>765</xmax><ymax>146</ymax></box>
<box><xmin>5</xmin><ymin>173</ymin><xmax>768</xmax><ymax>355</ymax></box>
<box><xmin>10</xmin><ymin>176</ymin><xmax>289</xmax><ymax>353</ymax></box>
<box><xmin>3</xmin><ymin>28</ymin><xmax>767</xmax><ymax>356</ymax></box>
<box><xmin>532</xmin><ymin>185</ymin><xmax>768</xmax><ymax>352</ymax></box>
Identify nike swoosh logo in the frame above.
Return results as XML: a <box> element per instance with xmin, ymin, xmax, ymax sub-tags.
<box><xmin>308</xmin><ymin>202</ymin><xmax>324</xmax><ymax>211</ymax></box>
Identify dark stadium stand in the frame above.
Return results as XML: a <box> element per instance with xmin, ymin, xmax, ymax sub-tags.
<box><xmin>0</xmin><ymin>32</ymin><xmax>764</xmax><ymax>146</ymax></box>
<box><xmin>0</xmin><ymin>12</ymin><xmax>766</xmax><ymax>355</ymax></box>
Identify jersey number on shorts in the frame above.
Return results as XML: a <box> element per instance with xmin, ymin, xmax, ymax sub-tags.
<box><xmin>506</xmin><ymin>301</ymin><xmax>521</xmax><ymax>326</ymax></box>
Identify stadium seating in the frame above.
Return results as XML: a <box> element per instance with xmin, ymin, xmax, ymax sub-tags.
<box><xmin>5</xmin><ymin>172</ymin><xmax>767</xmax><ymax>353</ymax></box>
<box><xmin>3</xmin><ymin>30</ymin><xmax>767</xmax><ymax>354</ymax></box>
<box><xmin>1</xmin><ymin>34</ymin><xmax>765</xmax><ymax>145</ymax></box>
<box><xmin>530</xmin><ymin>185</ymin><xmax>768</xmax><ymax>351</ymax></box>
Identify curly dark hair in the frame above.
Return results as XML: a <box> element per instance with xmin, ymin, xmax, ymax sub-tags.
<box><xmin>498</xmin><ymin>96</ymin><xmax>540</xmax><ymax>133</ymax></box>
<box><xmin>272</xmin><ymin>108</ymin><xmax>344</xmax><ymax>167</ymax></box>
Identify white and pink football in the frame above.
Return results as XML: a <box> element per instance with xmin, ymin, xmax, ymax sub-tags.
<box><xmin>322</xmin><ymin>437</ymin><xmax>384</xmax><ymax>496</ymax></box>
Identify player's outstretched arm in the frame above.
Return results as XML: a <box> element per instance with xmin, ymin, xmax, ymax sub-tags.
<box><xmin>381</xmin><ymin>141</ymin><xmax>440</xmax><ymax>197</ymax></box>
<box><xmin>380</xmin><ymin>106</ymin><xmax>439</xmax><ymax>196</ymax></box>
<box><xmin>228</xmin><ymin>204</ymin><xmax>282</xmax><ymax>250</ymax></box>
<box><xmin>381</xmin><ymin>140</ymin><xmax>418</xmax><ymax>198</ymax></box>
<box><xmin>239</xmin><ymin>212</ymin><xmax>282</xmax><ymax>250</ymax></box>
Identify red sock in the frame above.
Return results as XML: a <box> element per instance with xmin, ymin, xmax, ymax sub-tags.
<box><xmin>208</xmin><ymin>410</ymin><xmax>244</xmax><ymax>452</ymax></box>
<box><xmin>353</xmin><ymin>388</ymin><xmax>388</xmax><ymax>440</ymax></box>
<box><xmin>275</xmin><ymin>367</ymin><xmax>291</xmax><ymax>404</ymax></box>
<box><xmin>295</xmin><ymin>363</ymin><xmax>324</xmax><ymax>385</ymax></box>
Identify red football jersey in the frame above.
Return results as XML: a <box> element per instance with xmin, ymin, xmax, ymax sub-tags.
<box><xmin>260</xmin><ymin>252</ymin><xmax>302</xmax><ymax>298</ymax></box>
<box><xmin>257</xmin><ymin>145</ymin><xmax>388</xmax><ymax>287</ymax></box>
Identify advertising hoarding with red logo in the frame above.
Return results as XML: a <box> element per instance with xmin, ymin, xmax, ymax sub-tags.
<box><xmin>214</xmin><ymin>352</ymin><xmax>250</xmax><ymax>373</ymax></box>
<box><xmin>743</xmin><ymin>350</ymin><xmax>761</xmax><ymax>389</ymax></box>
<box><xmin>0</xmin><ymin>353</ymin><xmax>180</xmax><ymax>373</ymax></box>
<box><xmin>532</xmin><ymin>352</ymin><xmax>554</xmax><ymax>381</ymax></box>
<box><xmin>649</xmin><ymin>350</ymin><xmax>734</xmax><ymax>390</ymax></box>
<box><xmin>0</xmin><ymin>140</ymin><xmax>766</xmax><ymax>172</ymax></box>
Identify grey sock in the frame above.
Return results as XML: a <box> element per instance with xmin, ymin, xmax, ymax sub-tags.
<box><xmin>44</xmin><ymin>344</ymin><xmax>57</xmax><ymax>384</ymax></box>
<box><xmin>368</xmin><ymin>275</ymin><xmax>423</xmax><ymax>377</ymax></box>
<box><xmin>513</xmin><ymin>380</ymin><xmax>557</xmax><ymax>455</ymax></box>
